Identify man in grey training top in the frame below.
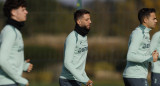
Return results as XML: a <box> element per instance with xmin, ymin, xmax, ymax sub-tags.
<box><xmin>0</xmin><ymin>0</ymin><xmax>33</xmax><ymax>86</ymax></box>
<box><xmin>59</xmin><ymin>9</ymin><xmax>93</xmax><ymax>86</ymax></box>
<box><xmin>123</xmin><ymin>8</ymin><xmax>158</xmax><ymax>86</ymax></box>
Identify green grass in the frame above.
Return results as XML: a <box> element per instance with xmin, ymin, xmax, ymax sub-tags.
<box><xmin>30</xmin><ymin>80</ymin><xmax>124</xmax><ymax>86</ymax></box>
<box><xmin>30</xmin><ymin>83</ymin><xmax>59</xmax><ymax>86</ymax></box>
<box><xmin>92</xmin><ymin>80</ymin><xmax>124</xmax><ymax>86</ymax></box>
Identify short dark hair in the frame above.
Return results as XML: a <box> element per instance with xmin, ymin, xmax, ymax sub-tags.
<box><xmin>74</xmin><ymin>9</ymin><xmax>90</xmax><ymax>23</ymax></box>
<box><xmin>3</xmin><ymin>0</ymin><xmax>27</xmax><ymax>18</ymax></box>
<box><xmin>138</xmin><ymin>8</ymin><xmax>156</xmax><ymax>24</ymax></box>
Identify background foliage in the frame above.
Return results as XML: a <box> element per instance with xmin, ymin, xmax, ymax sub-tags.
<box><xmin>0</xmin><ymin>0</ymin><xmax>159</xmax><ymax>85</ymax></box>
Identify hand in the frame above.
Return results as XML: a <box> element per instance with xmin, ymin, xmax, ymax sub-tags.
<box><xmin>26</xmin><ymin>83</ymin><xmax>29</xmax><ymax>86</ymax></box>
<box><xmin>86</xmin><ymin>80</ymin><xmax>93</xmax><ymax>86</ymax></box>
<box><xmin>26</xmin><ymin>59</ymin><xmax>33</xmax><ymax>72</ymax></box>
<box><xmin>152</xmin><ymin>50</ymin><xmax>159</xmax><ymax>62</ymax></box>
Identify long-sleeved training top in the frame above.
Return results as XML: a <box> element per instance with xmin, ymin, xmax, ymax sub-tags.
<box><xmin>123</xmin><ymin>24</ymin><xmax>153</xmax><ymax>79</ymax></box>
<box><xmin>150</xmin><ymin>31</ymin><xmax>160</xmax><ymax>73</ymax></box>
<box><xmin>0</xmin><ymin>25</ymin><xmax>29</xmax><ymax>86</ymax></box>
<box><xmin>60</xmin><ymin>30</ymin><xmax>90</xmax><ymax>85</ymax></box>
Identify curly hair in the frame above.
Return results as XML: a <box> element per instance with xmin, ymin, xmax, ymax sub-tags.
<box><xmin>3</xmin><ymin>0</ymin><xmax>27</xmax><ymax>18</ymax></box>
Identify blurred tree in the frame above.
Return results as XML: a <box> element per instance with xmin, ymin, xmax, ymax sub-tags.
<box><xmin>90</xmin><ymin>0</ymin><xmax>139</xmax><ymax>37</ymax></box>
<box><xmin>89</xmin><ymin>0</ymin><xmax>112</xmax><ymax>36</ymax></box>
<box><xmin>23</xmin><ymin>0</ymin><xmax>75</xmax><ymax>36</ymax></box>
<box><xmin>0</xmin><ymin>0</ymin><xmax>160</xmax><ymax>36</ymax></box>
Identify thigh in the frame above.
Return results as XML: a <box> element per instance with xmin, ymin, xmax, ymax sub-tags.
<box><xmin>59</xmin><ymin>78</ymin><xmax>81</xmax><ymax>86</ymax></box>
<box><xmin>123</xmin><ymin>78</ymin><xmax>131</xmax><ymax>86</ymax></box>
<box><xmin>123</xmin><ymin>78</ymin><xmax>148</xmax><ymax>86</ymax></box>
<box><xmin>151</xmin><ymin>72</ymin><xmax>160</xmax><ymax>86</ymax></box>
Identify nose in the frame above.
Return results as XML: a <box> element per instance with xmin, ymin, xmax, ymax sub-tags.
<box><xmin>25</xmin><ymin>10</ymin><xmax>28</xmax><ymax>14</ymax></box>
<box><xmin>89</xmin><ymin>19</ymin><xmax>91</xmax><ymax>24</ymax></box>
<box><xmin>154</xmin><ymin>19</ymin><xmax>158</xmax><ymax>23</ymax></box>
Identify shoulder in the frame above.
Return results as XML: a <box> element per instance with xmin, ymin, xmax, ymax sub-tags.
<box><xmin>66</xmin><ymin>31</ymin><xmax>77</xmax><ymax>40</ymax></box>
<box><xmin>2</xmin><ymin>25</ymin><xmax>15</xmax><ymax>33</ymax></box>
<box><xmin>153</xmin><ymin>31</ymin><xmax>160</xmax><ymax>37</ymax></box>
<box><xmin>65</xmin><ymin>31</ymin><xmax>79</xmax><ymax>45</ymax></box>
<box><xmin>151</xmin><ymin>31</ymin><xmax>160</xmax><ymax>41</ymax></box>
<box><xmin>131</xmin><ymin>27</ymin><xmax>143</xmax><ymax>37</ymax></box>
<box><xmin>1</xmin><ymin>25</ymin><xmax>16</xmax><ymax>38</ymax></box>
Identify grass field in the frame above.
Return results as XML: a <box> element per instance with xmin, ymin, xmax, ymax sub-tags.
<box><xmin>30</xmin><ymin>80</ymin><xmax>124</xmax><ymax>86</ymax></box>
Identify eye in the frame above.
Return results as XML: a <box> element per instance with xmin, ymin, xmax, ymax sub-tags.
<box><xmin>86</xmin><ymin>19</ymin><xmax>89</xmax><ymax>21</ymax></box>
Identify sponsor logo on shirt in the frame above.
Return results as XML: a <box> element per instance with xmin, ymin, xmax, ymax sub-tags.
<box><xmin>142</xmin><ymin>44</ymin><xmax>150</xmax><ymax>49</ymax></box>
<box><xmin>78</xmin><ymin>47</ymin><xmax>88</xmax><ymax>53</ymax></box>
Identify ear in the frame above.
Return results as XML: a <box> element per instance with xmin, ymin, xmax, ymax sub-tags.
<box><xmin>77</xmin><ymin>19</ymin><xmax>81</xmax><ymax>25</ymax></box>
<box><xmin>143</xmin><ymin>17</ymin><xmax>148</xmax><ymax>23</ymax></box>
<box><xmin>11</xmin><ymin>9</ymin><xmax>16</xmax><ymax>16</ymax></box>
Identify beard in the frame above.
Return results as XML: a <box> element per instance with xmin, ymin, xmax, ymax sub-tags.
<box><xmin>74</xmin><ymin>24</ymin><xmax>90</xmax><ymax>36</ymax></box>
<box><xmin>81</xmin><ymin>25</ymin><xmax>90</xmax><ymax>30</ymax></box>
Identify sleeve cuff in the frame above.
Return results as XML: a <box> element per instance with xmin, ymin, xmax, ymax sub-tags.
<box><xmin>82</xmin><ymin>79</ymin><xmax>89</xmax><ymax>85</ymax></box>
<box><xmin>147</xmin><ymin>56</ymin><xmax>153</xmax><ymax>62</ymax></box>
<box><xmin>23</xmin><ymin>62</ymin><xmax>30</xmax><ymax>71</ymax></box>
<box><xmin>17</xmin><ymin>77</ymin><xmax>28</xmax><ymax>86</ymax></box>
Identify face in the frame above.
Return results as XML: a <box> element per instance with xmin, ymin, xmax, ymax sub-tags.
<box><xmin>144</xmin><ymin>12</ymin><xmax>157</xmax><ymax>29</ymax></box>
<box><xmin>77</xmin><ymin>14</ymin><xmax>91</xmax><ymax>29</ymax></box>
<box><xmin>11</xmin><ymin>6</ymin><xmax>28</xmax><ymax>22</ymax></box>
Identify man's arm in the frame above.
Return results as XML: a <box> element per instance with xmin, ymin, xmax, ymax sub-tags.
<box><xmin>127</xmin><ymin>30</ymin><xmax>153</xmax><ymax>63</ymax></box>
<box><xmin>0</xmin><ymin>28</ymin><xmax>28</xmax><ymax>85</ymax></box>
<box><xmin>82</xmin><ymin>71</ymin><xmax>93</xmax><ymax>86</ymax></box>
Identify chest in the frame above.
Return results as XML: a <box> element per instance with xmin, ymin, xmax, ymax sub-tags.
<box><xmin>13</xmin><ymin>31</ymin><xmax>24</xmax><ymax>52</ymax></box>
<box><xmin>74</xmin><ymin>38</ymin><xmax>88</xmax><ymax>54</ymax></box>
<box><xmin>140</xmin><ymin>32</ymin><xmax>150</xmax><ymax>49</ymax></box>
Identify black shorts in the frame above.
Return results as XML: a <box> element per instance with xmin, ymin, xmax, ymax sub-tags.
<box><xmin>151</xmin><ymin>72</ymin><xmax>160</xmax><ymax>86</ymax></box>
<box><xmin>0</xmin><ymin>84</ymin><xmax>18</xmax><ymax>86</ymax></box>
<box><xmin>123</xmin><ymin>77</ymin><xmax>148</xmax><ymax>86</ymax></box>
<box><xmin>59</xmin><ymin>78</ymin><xmax>82</xmax><ymax>86</ymax></box>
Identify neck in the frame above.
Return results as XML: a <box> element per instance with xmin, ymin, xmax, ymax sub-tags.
<box><xmin>6</xmin><ymin>18</ymin><xmax>25</xmax><ymax>30</ymax></box>
<box><xmin>142</xmin><ymin>23</ymin><xmax>150</xmax><ymax>29</ymax></box>
<box><xmin>11</xmin><ymin>16</ymin><xmax>20</xmax><ymax>22</ymax></box>
<box><xmin>74</xmin><ymin>24</ymin><xmax>90</xmax><ymax>37</ymax></box>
